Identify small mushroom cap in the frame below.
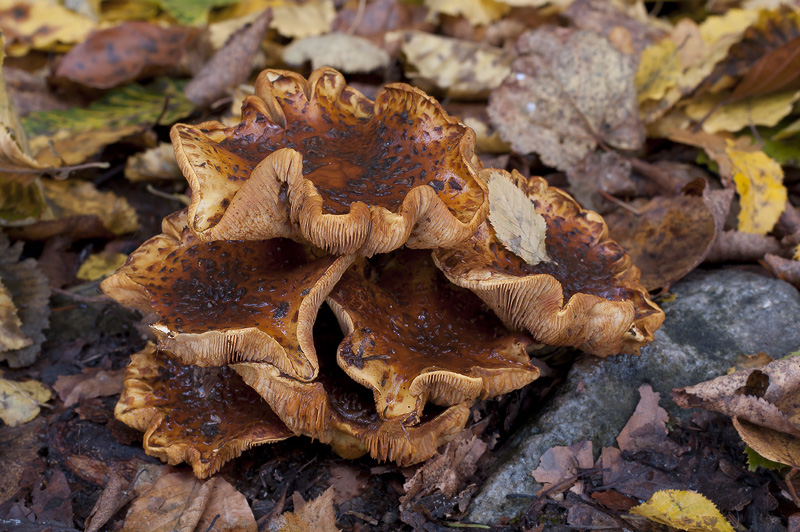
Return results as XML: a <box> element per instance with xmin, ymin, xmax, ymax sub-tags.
<box><xmin>327</xmin><ymin>250</ymin><xmax>539</xmax><ymax>421</ymax></box>
<box><xmin>115</xmin><ymin>343</ymin><xmax>293</xmax><ymax>478</ymax></box>
<box><xmin>433</xmin><ymin>169</ymin><xmax>664</xmax><ymax>356</ymax></box>
<box><xmin>171</xmin><ymin>67</ymin><xmax>488</xmax><ymax>256</ymax></box>
<box><xmin>234</xmin><ymin>307</ymin><xmax>472</xmax><ymax>466</ymax></box>
<box><xmin>101</xmin><ymin>210</ymin><xmax>354</xmax><ymax>380</ymax></box>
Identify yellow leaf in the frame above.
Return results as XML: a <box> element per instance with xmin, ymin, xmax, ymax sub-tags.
<box><xmin>726</xmin><ymin>139</ymin><xmax>786</xmax><ymax>235</ymax></box>
<box><xmin>425</xmin><ymin>0</ymin><xmax>510</xmax><ymax>26</ymax></box>
<box><xmin>271</xmin><ymin>0</ymin><xmax>334</xmax><ymax>39</ymax></box>
<box><xmin>630</xmin><ymin>490</ymin><xmax>735</xmax><ymax>532</ymax></box>
<box><xmin>0</xmin><ymin>0</ymin><xmax>95</xmax><ymax>57</ymax></box>
<box><xmin>488</xmin><ymin>173</ymin><xmax>550</xmax><ymax>266</ymax></box>
<box><xmin>389</xmin><ymin>31</ymin><xmax>513</xmax><ymax>99</ymax></box>
<box><xmin>636</xmin><ymin>38</ymin><xmax>682</xmax><ymax>103</ymax></box>
<box><xmin>0</xmin><ymin>280</ymin><xmax>30</xmax><ymax>352</ymax></box>
<box><xmin>41</xmin><ymin>179</ymin><xmax>140</xmax><ymax>236</ymax></box>
<box><xmin>275</xmin><ymin>488</ymin><xmax>340</xmax><ymax>532</ymax></box>
<box><xmin>684</xmin><ymin>90</ymin><xmax>800</xmax><ymax>134</ymax></box>
<box><xmin>77</xmin><ymin>252</ymin><xmax>129</xmax><ymax>282</ymax></box>
<box><xmin>0</xmin><ymin>376</ymin><xmax>51</xmax><ymax>426</ymax></box>
<box><xmin>794</xmin><ymin>243</ymin><xmax>800</xmax><ymax>261</ymax></box>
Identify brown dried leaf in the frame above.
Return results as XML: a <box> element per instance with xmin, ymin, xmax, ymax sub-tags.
<box><xmin>762</xmin><ymin>253</ymin><xmax>800</xmax><ymax>288</ymax></box>
<box><xmin>31</xmin><ymin>468</ymin><xmax>73</xmax><ymax>525</ymax></box>
<box><xmin>616</xmin><ymin>384</ymin><xmax>670</xmax><ymax>453</ymax></box>
<box><xmin>673</xmin><ymin>356</ymin><xmax>800</xmax><ymax>466</ymax></box>
<box><xmin>565</xmin><ymin>150</ymin><xmax>635</xmax><ymax>212</ymax></box>
<box><xmin>487</xmin><ymin>171</ymin><xmax>550</xmax><ymax>266</ymax></box>
<box><xmin>565</xmin><ymin>0</ymin><xmax>668</xmax><ymax>55</ymax></box>
<box><xmin>0</xmin><ymin>235</ymin><xmax>50</xmax><ymax>367</ymax></box>
<box><xmin>54</xmin><ymin>22</ymin><xmax>204</xmax><ymax>89</ymax></box>
<box><xmin>53</xmin><ymin>368</ymin><xmax>125</xmax><ymax>408</ymax></box>
<box><xmin>85</xmin><ymin>472</ymin><xmax>130</xmax><ymax>532</ymax></box>
<box><xmin>489</xmin><ymin>27</ymin><xmax>643</xmax><ymax>170</ymax></box>
<box><xmin>606</xmin><ymin>181</ymin><xmax>732</xmax><ymax>291</ymax></box>
<box><xmin>0</xmin><ymin>417</ymin><xmax>45</xmax><ymax>504</ymax></box>
<box><xmin>184</xmin><ymin>10</ymin><xmax>270</xmax><ymax>108</ymax></box>
<box><xmin>123</xmin><ymin>472</ymin><xmax>256</xmax><ymax>532</ymax></box>
<box><xmin>275</xmin><ymin>487</ymin><xmax>339</xmax><ymax>532</ymax></box>
<box><xmin>531</xmin><ymin>440</ymin><xmax>593</xmax><ymax>492</ymax></box>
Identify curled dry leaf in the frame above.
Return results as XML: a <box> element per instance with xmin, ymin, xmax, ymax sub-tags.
<box><xmin>0</xmin><ymin>234</ymin><xmax>50</xmax><ymax>368</ymax></box>
<box><xmin>761</xmin><ymin>254</ymin><xmax>800</xmax><ymax>288</ymax></box>
<box><xmin>124</xmin><ymin>143</ymin><xmax>182</xmax><ymax>181</ymax></box>
<box><xmin>273</xmin><ymin>487</ymin><xmax>339</xmax><ymax>532</ymax></box>
<box><xmin>54</xmin><ymin>22</ymin><xmax>204</xmax><ymax>89</ymax></box>
<box><xmin>605</xmin><ymin>180</ymin><xmax>733</xmax><ymax>291</ymax></box>
<box><xmin>53</xmin><ymin>367</ymin><xmax>125</xmax><ymax>408</ymax></box>
<box><xmin>184</xmin><ymin>10</ymin><xmax>270</xmax><ymax>108</ymax></box>
<box><xmin>0</xmin><ymin>375</ymin><xmax>51</xmax><ymax>426</ymax></box>
<box><xmin>705</xmin><ymin>229</ymin><xmax>782</xmax><ymax>263</ymax></box>
<box><xmin>284</xmin><ymin>33</ymin><xmax>390</xmax><ymax>74</ymax></box>
<box><xmin>123</xmin><ymin>471</ymin><xmax>256</xmax><ymax>532</ymax></box>
<box><xmin>673</xmin><ymin>355</ymin><xmax>800</xmax><ymax>467</ymax></box>
<box><xmin>488</xmin><ymin>26</ymin><xmax>643</xmax><ymax>171</ymax></box>
<box><xmin>531</xmin><ymin>440</ymin><xmax>593</xmax><ymax>493</ymax></box>
<box><xmin>683</xmin><ymin>89</ymin><xmax>800</xmax><ymax>134</ymax></box>
<box><xmin>389</xmin><ymin>31</ymin><xmax>513</xmax><ymax>99</ymax></box>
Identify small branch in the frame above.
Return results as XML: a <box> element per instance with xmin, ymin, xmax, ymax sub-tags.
<box><xmin>0</xmin><ymin>161</ymin><xmax>110</xmax><ymax>174</ymax></box>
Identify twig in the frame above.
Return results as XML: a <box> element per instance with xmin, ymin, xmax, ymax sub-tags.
<box><xmin>599</xmin><ymin>191</ymin><xmax>642</xmax><ymax>215</ymax></box>
<box><xmin>0</xmin><ymin>161</ymin><xmax>110</xmax><ymax>174</ymax></box>
<box><xmin>346</xmin><ymin>0</ymin><xmax>367</xmax><ymax>36</ymax></box>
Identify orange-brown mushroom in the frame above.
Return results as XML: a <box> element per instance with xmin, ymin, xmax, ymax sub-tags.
<box><xmin>326</xmin><ymin>250</ymin><xmax>540</xmax><ymax>421</ymax></box>
<box><xmin>115</xmin><ymin>343</ymin><xmax>293</xmax><ymax>478</ymax></box>
<box><xmin>171</xmin><ymin>67</ymin><xmax>488</xmax><ymax>256</ymax></box>
<box><xmin>234</xmin><ymin>306</ymin><xmax>471</xmax><ymax>466</ymax></box>
<box><xmin>100</xmin><ymin>210</ymin><xmax>354</xmax><ymax>380</ymax></box>
<box><xmin>433</xmin><ymin>169</ymin><xmax>664</xmax><ymax>356</ymax></box>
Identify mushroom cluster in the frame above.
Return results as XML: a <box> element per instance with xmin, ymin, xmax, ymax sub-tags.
<box><xmin>104</xmin><ymin>67</ymin><xmax>664</xmax><ymax>478</ymax></box>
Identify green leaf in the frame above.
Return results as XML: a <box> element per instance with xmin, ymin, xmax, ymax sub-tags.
<box><xmin>745</xmin><ymin>445</ymin><xmax>787</xmax><ymax>471</ymax></box>
<box><xmin>21</xmin><ymin>79</ymin><xmax>194</xmax><ymax>166</ymax></box>
<box><xmin>157</xmin><ymin>0</ymin><xmax>239</xmax><ymax>25</ymax></box>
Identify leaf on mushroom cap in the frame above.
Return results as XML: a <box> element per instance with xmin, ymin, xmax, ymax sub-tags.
<box><xmin>234</xmin><ymin>308</ymin><xmax>471</xmax><ymax>466</ymax></box>
<box><xmin>326</xmin><ymin>250</ymin><xmax>539</xmax><ymax>421</ymax></box>
<box><xmin>115</xmin><ymin>343</ymin><xmax>293</xmax><ymax>478</ymax></box>
<box><xmin>433</xmin><ymin>169</ymin><xmax>664</xmax><ymax>357</ymax></box>
<box><xmin>171</xmin><ymin>67</ymin><xmax>488</xmax><ymax>256</ymax></box>
<box><xmin>100</xmin><ymin>210</ymin><xmax>354</xmax><ymax>381</ymax></box>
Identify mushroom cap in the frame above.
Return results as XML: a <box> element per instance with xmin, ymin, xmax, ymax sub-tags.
<box><xmin>101</xmin><ymin>210</ymin><xmax>354</xmax><ymax>380</ymax></box>
<box><xmin>115</xmin><ymin>343</ymin><xmax>293</xmax><ymax>478</ymax></box>
<box><xmin>234</xmin><ymin>306</ymin><xmax>472</xmax><ymax>466</ymax></box>
<box><xmin>171</xmin><ymin>67</ymin><xmax>488</xmax><ymax>256</ymax></box>
<box><xmin>433</xmin><ymin>169</ymin><xmax>664</xmax><ymax>356</ymax></box>
<box><xmin>326</xmin><ymin>249</ymin><xmax>539</xmax><ymax>421</ymax></box>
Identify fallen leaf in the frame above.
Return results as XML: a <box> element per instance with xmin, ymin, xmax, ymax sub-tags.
<box><xmin>630</xmin><ymin>489</ymin><xmax>735</xmax><ymax>532</ymax></box>
<box><xmin>0</xmin><ymin>278</ymin><xmax>30</xmax><ymax>352</ymax></box>
<box><xmin>390</xmin><ymin>30</ymin><xmax>513</xmax><ymax>99</ymax></box>
<box><xmin>41</xmin><ymin>179</ymin><xmax>140</xmax><ymax>236</ymax></box>
<box><xmin>705</xmin><ymin>229</ymin><xmax>782</xmax><ymax>263</ymax></box>
<box><xmin>0</xmin><ymin>0</ymin><xmax>95</xmax><ymax>57</ymax></box>
<box><xmin>53</xmin><ymin>367</ymin><xmax>125</xmax><ymax>407</ymax></box>
<box><xmin>125</xmin><ymin>143</ymin><xmax>182</xmax><ymax>181</ymax></box>
<box><xmin>283</xmin><ymin>32</ymin><xmax>390</xmax><ymax>74</ymax></box>
<box><xmin>487</xmin><ymin>171</ymin><xmax>550</xmax><ymax>266</ymax></box>
<box><xmin>0</xmin><ymin>180</ymin><xmax>48</xmax><ymax>225</ymax></box>
<box><xmin>531</xmin><ymin>440</ymin><xmax>593</xmax><ymax>492</ymax></box>
<box><xmin>762</xmin><ymin>254</ymin><xmax>800</xmax><ymax>289</ymax></box>
<box><xmin>271</xmin><ymin>0</ymin><xmax>335</xmax><ymax>39</ymax></box>
<box><xmin>0</xmin><ymin>375</ymin><xmax>51</xmax><ymax>426</ymax></box>
<box><xmin>123</xmin><ymin>471</ymin><xmax>257</xmax><ymax>532</ymax></box>
<box><xmin>23</xmin><ymin>79</ymin><xmax>193</xmax><ymax>167</ymax></box>
<box><xmin>0</xmin><ymin>235</ymin><xmax>50</xmax><ymax>367</ymax></box>
<box><xmin>55</xmin><ymin>22</ymin><xmax>204</xmax><ymax>89</ymax></box>
<box><xmin>274</xmin><ymin>487</ymin><xmax>339</xmax><ymax>532</ymax></box>
<box><xmin>85</xmin><ymin>472</ymin><xmax>131</xmax><ymax>532</ymax></box>
<box><xmin>424</xmin><ymin>0</ymin><xmax>509</xmax><ymax>26</ymax></box>
<box><xmin>565</xmin><ymin>0</ymin><xmax>669</xmax><ymax>55</ymax></box>
<box><xmin>636</xmin><ymin>37</ymin><xmax>682</xmax><ymax>103</ymax></box>
<box><xmin>0</xmin><ymin>33</ymin><xmax>47</xmax><ymax>185</ymax></box>
<box><xmin>328</xmin><ymin>465</ymin><xmax>368</xmax><ymax>504</ymax></box>
<box><xmin>565</xmin><ymin>150</ymin><xmax>636</xmax><ymax>212</ymax></box>
<box><xmin>606</xmin><ymin>181</ymin><xmax>732</xmax><ymax>290</ymax></box>
<box><xmin>0</xmin><ymin>417</ymin><xmax>45</xmax><ymax>504</ymax></box>
<box><xmin>31</xmin><ymin>468</ymin><xmax>73</xmax><ymax>525</ymax></box>
<box><xmin>616</xmin><ymin>384</ymin><xmax>673</xmax><ymax>452</ymax></box>
<box><xmin>745</xmin><ymin>446</ymin><xmax>786</xmax><ymax>472</ymax></box>
<box><xmin>76</xmin><ymin>252</ymin><xmax>128</xmax><ymax>281</ymax></box>
<box><xmin>158</xmin><ymin>0</ymin><xmax>238</xmax><ymax>25</ymax></box>
<box><xmin>727</xmin><ymin>140</ymin><xmax>786</xmax><ymax>234</ymax></box>
<box><xmin>488</xmin><ymin>26</ymin><xmax>643</xmax><ymax>170</ymax></box>
<box><xmin>683</xmin><ymin>89</ymin><xmax>800</xmax><ymax>134</ymax></box>
<box><xmin>184</xmin><ymin>9</ymin><xmax>270</xmax><ymax>108</ymax></box>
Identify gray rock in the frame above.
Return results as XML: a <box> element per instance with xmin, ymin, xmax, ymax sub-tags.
<box><xmin>468</xmin><ymin>269</ymin><xmax>800</xmax><ymax>524</ymax></box>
